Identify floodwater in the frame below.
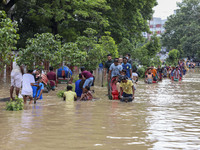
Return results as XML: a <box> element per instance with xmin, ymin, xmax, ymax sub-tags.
<box><xmin>0</xmin><ymin>69</ymin><xmax>200</xmax><ymax>150</ymax></box>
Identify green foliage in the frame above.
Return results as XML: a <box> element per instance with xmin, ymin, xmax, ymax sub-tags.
<box><xmin>99</xmin><ymin>31</ymin><xmax>119</xmax><ymax>62</ymax></box>
<box><xmin>137</xmin><ymin>67</ymin><xmax>146</xmax><ymax>78</ymax></box>
<box><xmin>118</xmin><ymin>38</ymin><xmax>134</xmax><ymax>56</ymax></box>
<box><xmin>145</xmin><ymin>34</ymin><xmax>161</xmax><ymax>57</ymax></box>
<box><xmin>133</xmin><ymin>35</ymin><xmax>161</xmax><ymax>67</ymax></box>
<box><xmin>17</xmin><ymin>33</ymin><xmax>62</xmax><ymax>70</ymax></box>
<box><xmin>76</xmin><ymin>28</ymin><xmax>118</xmax><ymax>70</ymax></box>
<box><xmin>166</xmin><ymin>49</ymin><xmax>180</xmax><ymax>66</ymax></box>
<box><xmin>0</xmin><ymin>10</ymin><xmax>19</xmax><ymax>70</ymax></box>
<box><xmin>161</xmin><ymin>0</ymin><xmax>200</xmax><ymax>59</ymax></box>
<box><xmin>6</xmin><ymin>97</ymin><xmax>24</xmax><ymax>111</ymax></box>
<box><xmin>57</xmin><ymin>90</ymin><xmax>65</xmax><ymax>98</ymax></box>
<box><xmin>106</xmin><ymin>0</ymin><xmax>157</xmax><ymax>43</ymax></box>
<box><xmin>151</xmin><ymin>56</ymin><xmax>162</xmax><ymax>67</ymax></box>
<box><xmin>62</xmin><ymin>42</ymin><xmax>87</xmax><ymax>67</ymax></box>
<box><xmin>13</xmin><ymin>0</ymin><xmax>110</xmax><ymax>48</ymax></box>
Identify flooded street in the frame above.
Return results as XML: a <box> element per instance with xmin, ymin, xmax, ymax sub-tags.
<box><xmin>0</xmin><ymin>69</ymin><xmax>200</xmax><ymax>150</ymax></box>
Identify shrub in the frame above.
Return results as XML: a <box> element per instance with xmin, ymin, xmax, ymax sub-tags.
<box><xmin>6</xmin><ymin>97</ymin><xmax>24</xmax><ymax>111</ymax></box>
<box><xmin>137</xmin><ymin>67</ymin><xmax>146</xmax><ymax>78</ymax></box>
<box><xmin>57</xmin><ymin>90</ymin><xmax>65</xmax><ymax>98</ymax></box>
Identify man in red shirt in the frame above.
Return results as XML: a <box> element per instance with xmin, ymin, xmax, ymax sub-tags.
<box><xmin>47</xmin><ymin>67</ymin><xmax>57</xmax><ymax>91</ymax></box>
<box><xmin>81</xmin><ymin>67</ymin><xmax>94</xmax><ymax>90</ymax></box>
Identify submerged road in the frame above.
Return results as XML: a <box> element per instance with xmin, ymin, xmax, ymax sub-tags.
<box><xmin>0</xmin><ymin>69</ymin><xmax>200</xmax><ymax>150</ymax></box>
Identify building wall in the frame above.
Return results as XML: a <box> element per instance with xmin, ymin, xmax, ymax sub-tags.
<box><xmin>143</xmin><ymin>17</ymin><xmax>167</xmax><ymax>39</ymax></box>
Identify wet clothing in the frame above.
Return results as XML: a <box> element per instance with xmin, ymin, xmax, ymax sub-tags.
<box><xmin>163</xmin><ymin>68</ymin><xmax>167</xmax><ymax>77</ymax></box>
<box><xmin>64</xmin><ymin>91</ymin><xmax>77</xmax><ymax>101</ymax></box>
<box><xmin>151</xmin><ymin>68</ymin><xmax>157</xmax><ymax>77</ymax></box>
<box><xmin>47</xmin><ymin>71</ymin><xmax>56</xmax><ymax>87</ymax></box>
<box><xmin>11</xmin><ymin>61</ymin><xmax>22</xmax><ymax>88</ymax></box>
<box><xmin>81</xmin><ymin>91</ymin><xmax>93</xmax><ymax>100</ymax></box>
<box><xmin>105</xmin><ymin>60</ymin><xmax>114</xmax><ymax>73</ymax></box>
<box><xmin>146</xmin><ymin>73</ymin><xmax>153</xmax><ymax>84</ymax></box>
<box><xmin>83</xmin><ymin>77</ymin><xmax>94</xmax><ymax>88</ymax></box>
<box><xmin>75</xmin><ymin>79</ymin><xmax>83</xmax><ymax>97</ymax></box>
<box><xmin>122</xmin><ymin>63</ymin><xmax>132</xmax><ymax>78</ymax></box>
<box><xmin>32</xmin><ymin>82</ymin><xmax>44</xmax><ymax>100</ymax></box>
<box><xmin>109</xmin><ymin>64</ymin><xmax>123</xmax><ymax>78</ymax></box>
<box><xmin>21</xmin><ymin>74</ymin><xmax>35</xmax><ymax>96</ymax></box>
<box><xmin>173</xmin><ymin>70</ymin><xmax>180</xmax><ymax>79</ymax></box>
<box><xmin>120</xmin><ymin>80</ymin><xmax>134</xmax><ymax>95</ymax></box>
<box><xmin>132</xmin><ymin>72</ymin><xmax>138</xmax><ymax>83</ymax></box>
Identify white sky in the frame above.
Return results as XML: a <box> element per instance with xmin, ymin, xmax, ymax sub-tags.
<box><xmin>153</xmin><ymin>0</ymin><xmax>182</xmax><ymax>19</ymax></box>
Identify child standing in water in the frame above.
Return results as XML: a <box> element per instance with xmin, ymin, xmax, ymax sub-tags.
<box><xmin>32</xmin><ymin>77</ymin><xmax>44</xmax><ymax>100</ymax></box>
<box><xmin>63</xmin><ymin>85</ymin><xmax>77</xmax><ymax>101</ymax></box>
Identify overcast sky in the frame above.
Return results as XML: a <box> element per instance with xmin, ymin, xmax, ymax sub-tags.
<box><xmin>153</xmin><ymin>0</ymin><xmax>182</xmax><ymax>19</ymax></box>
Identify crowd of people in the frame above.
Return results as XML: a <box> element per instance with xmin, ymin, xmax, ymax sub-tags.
<box><xmin>10</xmin><ymin>64</ymin><xmax>57</xmax><ymax>104</ymax></box>
<box><xmin>9</xmin><ymin>54</ymin><xmax>193</xmax><ymax>104</ymax></box>
<box><xmin>10</xmin><ymin>59</ymin><xmax>96</xmax><ymax>103</ymax></box>
<box><xmin>144</xmin><ymin>60</ymin><xmax>188</xmax><ymax>84</ymax></box>
<box><xmin>104</xmin><ymin>54</ymin><xmax>138</xmax><ymax>102</ymax></box>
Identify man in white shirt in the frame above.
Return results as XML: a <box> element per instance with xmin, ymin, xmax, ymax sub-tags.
<box><xmin>10</xmin><ymin>59</ymin><xmax>24</xmax><ymax>100</ymax></box>
<box><xmin>21</xmin><ymin>70</ymin><xmax>36</xmax><ymax>104</ymax></box>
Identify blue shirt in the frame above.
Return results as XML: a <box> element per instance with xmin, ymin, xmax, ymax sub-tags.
<box><xmin>109</xmin><ymin>63</ymin><xmax>123</xmax><ymax>78</ymax></box>
<box><xmin>75</xmin><ymin>79</ymin><xmax>83</xmax><ymax>97</ymax></box>
<box><xmin>122</xmin><ymin>63</ymin><xmax>132</xmax><ymax>78</ymax></box>
<box><xmin>32</xmin><ymin>82</ymin><xmax>44</xmax><ymax>100</ymax></box>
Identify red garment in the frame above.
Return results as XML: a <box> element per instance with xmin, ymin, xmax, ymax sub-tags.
<box><xmin>81</xmin><ymin>71</ymin><xmax>93</xmax><ymax>79</ymax></box>
<box><xmin>47</xmin><ymin>71</ymin><xmax>56</xmax><ymax>87</ymax></box>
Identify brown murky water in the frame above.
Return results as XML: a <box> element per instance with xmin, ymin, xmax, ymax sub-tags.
<box><xmin>0</xmin><ymin>69</ymin><xmax>200</xmax><ymax>150</ymax></box>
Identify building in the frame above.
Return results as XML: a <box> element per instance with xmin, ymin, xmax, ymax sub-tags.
<box><xmin>149</xmin><ymin>17</ymin><xmax>167</xmax><ymax>38</ymax></box>
<box><xmin>143</xmin><ymin>17</ymin><xmax>167</xmax><ymax>38</ymax></box>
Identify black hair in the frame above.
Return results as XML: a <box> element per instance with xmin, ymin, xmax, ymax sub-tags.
<box><xmin>123</xmin><ymin>56</ymin><xmax>127</xmax><ymax>60</ymax></box>
<box><xmin>121</xmin><ymin>76</ymin><xmax>127</xmax><ymax>80</ymax></box>
<box><xmin>90</xmin><ymin>70</ymin><xmax>93</xmax><ymax>74</ymax></box>
<box><xmin>107</xmin><ymin>54</ymin><xmax>111</xmax><ymax>56</ymax></box>
<box><xmin>85</xmin><ymin>86</ymin><xmax>90</xmax><ymax>91</ymax></box>
<box><xmin>132</xmin><ymin>68</ymin><xmax>137</xmax><ymax>72</ymax></box>
<box><xmin>67</xmin><ymin>85</ymin><xmax>72</xmax><ymax>91</ymax></box>
<box><xmin>79</xmin><ymin>73</ymin><xmax>82</xmax><ymax>79</ymax></box>
<box><xmin>80</xmin><ymin>67</ymin><xmax>85</xmax><ymax>72</ymax></box>
<box><xmin>27</xmin><ymin>70</ymin><xmax>33</xmax><ymax>73</ymax></box>
<box><xmin>127</xmin><ymin>53</ymin><xmax>131</xmax><ymax>57</ymax></box>
<box><xmin>122</xmin><ymin>69</ymin><xmax>127</xmax><ymax>73</ymax></box>
<box><xmin>114</xmin><ymin>58</ymin><xmax>119</xmax><ymax>62</ymax></box>
<box><xmin>49</xmin><ymin>66</ymin><xmax>53</xmax><ymax>71</ymax></box>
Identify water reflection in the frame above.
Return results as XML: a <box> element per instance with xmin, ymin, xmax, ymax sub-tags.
<box><xmin>0</xmin><ymin>69</ymin><xmax>200</xmax><ymax>149</ymax></box>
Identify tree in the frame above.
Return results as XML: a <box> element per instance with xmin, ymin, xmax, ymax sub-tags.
<box><xmin>76</xmin><ymin>28</ymin><xmax>118</xmax><ymax>70</ymax></box>
<box><xmin>61</xmin><ymin>42</ymin><xmax>87</xmax><ymax>67</ymax></box>
<box><xmin>133</xmin><ymin>34</ymin><xmax>161</xmax><ymax>67</ymax></box>
<box><xmin>145</xmin><ymin>34</ymin><xmax>161</xmax><ymax>58</ymax></box>
<box><xmin>12</xmin><ymin>0</ymin><xmax>110</xmax><ymax>48</ymax></box>
<box><xmin>106</xmin><ymin>0</ymin><xmax>157</xmax><ymax>43</ymax></box>
<box><xmin>118</xmin><ymin>38</ymin><xmax>134</xmax><ymax>56</ymax></box>
<box><xmin>17</xmin><ymin>33</ymin><xmax>62</xmax><ymax>69</ymax></box>
<box><xmin>0</xmin><ymin>10</ymin><xmax>19</xmax><ymax>71</ymax></box>
<box><xmin>161</xmin><ymin>0</ymin><xmax>200</xmax><ymax>59</ymax></box>
<box><xmin>98</xmin><ymin>31</ymin><xmax>118</xmax><ymax>63</ymax></box>
<box><xmin>166</xmin><ymin>49</ymin><xmax>180</xmax><ymax>66</ymax></box>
